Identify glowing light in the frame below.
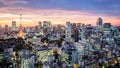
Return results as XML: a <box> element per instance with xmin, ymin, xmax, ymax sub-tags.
<box><xmin>17</xmin><ymin>24</ymin><xmax>25</xmax><ymax>38</ymax></box>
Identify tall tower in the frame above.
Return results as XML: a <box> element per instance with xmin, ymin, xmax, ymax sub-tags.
<box><xmin>20</xmin><ymin>14</ymin><xmax>22</xmax><ymax>24</ymax></box>
<box><xmin>17</xmin><ymin>13</ymin><xmax>25</xmax><ymax>38</ymax></box>
<box><xmin>19</xmin><ymin>14</ymin><xmax>23</xmax><ymax>30</ymax></box>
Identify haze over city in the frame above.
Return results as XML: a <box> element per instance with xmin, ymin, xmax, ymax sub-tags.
<box><xmin>0</xmin><ymin>0</ymin><xmax>120</xmax><ymax>26</ymax></box>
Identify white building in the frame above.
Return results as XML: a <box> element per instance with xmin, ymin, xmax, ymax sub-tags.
<box><xmin>65</xmin><ymin>22</ymin><xmax>72</xmax><ymax>42</ymax></box>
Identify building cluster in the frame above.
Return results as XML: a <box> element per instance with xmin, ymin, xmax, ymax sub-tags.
<box><xmin>0</xmin><ymin>18</ymin><xmax>120</xmax><ymax>68</ymax></box>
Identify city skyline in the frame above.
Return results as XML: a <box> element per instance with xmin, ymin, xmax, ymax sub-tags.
<box><xmin>0</xmin><ymin>0</ymin><xmax>120</xmax><ymax>27</ymax></box>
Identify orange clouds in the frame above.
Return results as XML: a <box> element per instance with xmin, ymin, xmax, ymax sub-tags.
<box><xmin>0</xmin><ymin>7</ymin><xmax>120</xmax><ymax>27</ymax></box>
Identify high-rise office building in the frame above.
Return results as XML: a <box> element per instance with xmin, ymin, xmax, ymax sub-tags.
<box><xmin>77</xmin><ymin>23</ymin><xmax>81</xmax><ymax>27</ymax></box>
<box><xmin>65</xmin><ymin>22</ymin><xmax>72</xmax><ymax>42</ymax></box>
<box><xmin>81</xmin><ymin>24</ymin><xmax>86</xmax><ymax>41</ymax></box>
<box><xmin>103</xmin><ymin>23</ymin><xmax>112</xmax><ymax>39</ymax></box>
<box><xmin>66</xmin><ymin>22</ymin><xmax>71</xmax><ymax>28</ymax></box>
<box><xmin>0</xmin><ymin>26</ymin><xmax>3</xmax><ymax>37</ymax></box>
<box><xmin>43</xmin><ymin>21</ymin><xmax>51</xmax><ymax>35</ymax></box>
<box><xmin>97</xmin><ymin>18</ymin><xmax>103</xmax><ymax>26</ymax></box>
<box><xmin>4</xmin><ymin>25</ymin><xmax>9</xmax><ymax>33</ymax></box>
<box><xmin>43</xmin><ymin>21</ymin><xmax>47</xmax><ymax>27</ymax></box>
<box><xmin>96</xmin><ymin>17</ymin><xmax>103</xmax><ymax>31</ymax></box>
<box><xmin>74</xmin><ymin>27</ymin><xmax>79</xmax><ymax>42</ymax></box>
<box><xmin>72</xmin><ymin>23</ymin><xmax>77</xmax><ymax>28</ymax></box>
<box><xmin>103</xmin><ymin>23</ymin><xmax>111</xmax><ymax>28</ymax></box>
<box><xmin>48</xmin><ymin>21</ymin><xmax>51</xmax><ymax>27</ymax></box>
<box><xmin>11</xmin><ymin>21</ymin><xmax>17</xmax><ymax>31</ymax></box>
<box><xmin>72</xmin><ymin>23</ymin><xmax>82</xmax><ymax>42</ymax></box>
<box><xmin>38</xmin><ymin>21</ymin><xmax>42</xmax><ymax>27</ymax></box>
<box><xmin>78</xmin><ymin>29</ymin><xmax>82</xmax><ymax>41</ymax></box>
<box><xmin>43</xmin><ymin>21</ymin><xmax>51</xmax><ymax>28</ymax></box>
<box><xmin>72</xmin><ymin>50</ymin><xmax>78</xmax><ymax>68</ymax></box>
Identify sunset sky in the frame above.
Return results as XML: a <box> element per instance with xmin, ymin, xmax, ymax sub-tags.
<box><xmin>0</xmin><ymin>0</ymin><xmax>120</xmax><ymax>27</ymax></box>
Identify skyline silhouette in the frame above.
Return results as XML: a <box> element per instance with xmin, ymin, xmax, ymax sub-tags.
<box><xmin>0</xmin><ymin>0</ymin><xmax>120</xmax><ymax>26</ymax></box>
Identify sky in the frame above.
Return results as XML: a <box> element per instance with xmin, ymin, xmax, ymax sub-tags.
<box><xmin>0</xmin><ymin>0</ymin><xmax>120</xmax><ymax>27</ymax></box>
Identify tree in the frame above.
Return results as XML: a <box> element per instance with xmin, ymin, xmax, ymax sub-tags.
<box><xmin>41</xmin><ymin>37</ymin><xmax>49</xmax><ymax>43</ymax></box>
<box><xmin>14</xmin><ymin>37</ymin><xmax>25</xmax><ymax>51</ymax></box>
<box><xmin>0</xmin><ymin>47</ymin><xmax>4</xmax><ymax>52</ymax></box>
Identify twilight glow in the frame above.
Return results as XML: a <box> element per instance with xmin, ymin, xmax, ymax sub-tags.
<box><xmin>0</xmin><ymin>0</ymin><xmax>120</xmax><ymax>27</ymax></box>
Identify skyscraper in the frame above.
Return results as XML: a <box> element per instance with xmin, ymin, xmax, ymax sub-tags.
<box><xmin>103</xmin><ymin>23</ymin><xmax>111</xmax><ymax>28</ymax></box>
<box><xmin>96</xmin><ymin>17</ymin><xmax>103</xmax><ymax>31</ymax></box>
<box><xmin>66</xmin><ymin>22</ymin><xmax>71</xmax><ymax>27</ymax></box>
<box><xmin>103</xmin><ymin>23</ymin><xmax>112</xmax><ymax>39</ymax></box>
<box><xmin>97</xmin><ymin>18</ymin><xmax>102</xmax><ymax>26</ymax></box>
<box><xmin>74</xmin><ymin>27</ymin><xmax>79</xmax><ymax>42</ymax></box>
<box><xmin>4</xmin><ymin>25</ymin><xmax>9</xmax><ymax>33</ymax></box>
<box><xmin>38</xmin><ymin>21</ymin><xmax>42</xmax><ymax>27</ymax></box>
<box><xmin>48</xmin><ymin>21</ymin><xmax>51</xmax><ymax>27</ymax></box>
<box><xmin>11</xmin><ymin>21</ymin><xmax>17</xmax><ymax>31</ymax></box>
<box><xmin>65</xmin><ymin>22</ymin><xmax>72</xmax><ymax>42</ymax></box>
<box><xmin>81</xmin><ymin>24</ymin><xmax>86</xmax><ymax>41</ymax></box>
<box><xmin>43</xmin><ymin>21</ymin><xmax>48</xmax><ymax>28</ymax></box>
<box><xmin>0</xmin><ymin>25</ymin><xmax>3</xmax><ymax>37</ymax></box>
<box><xmin>77</xmin><ymin>23</ymin><xmax>81</xmax><ymax>27</ymax></box>
<box><xmin>43</xmin><ymin>21</ymin><xmax>51</xmax><ymax>27</ymax></box>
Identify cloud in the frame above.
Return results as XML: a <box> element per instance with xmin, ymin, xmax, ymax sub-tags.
<box><xmin>0</xmin><ymin>0</ymin><xmax>28</xmax><ymax>5</ymax></box>
<box><xmin>0</xmin><ymin>6</ymin><xmax>120</xmax><ymax>26</ymax></box>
